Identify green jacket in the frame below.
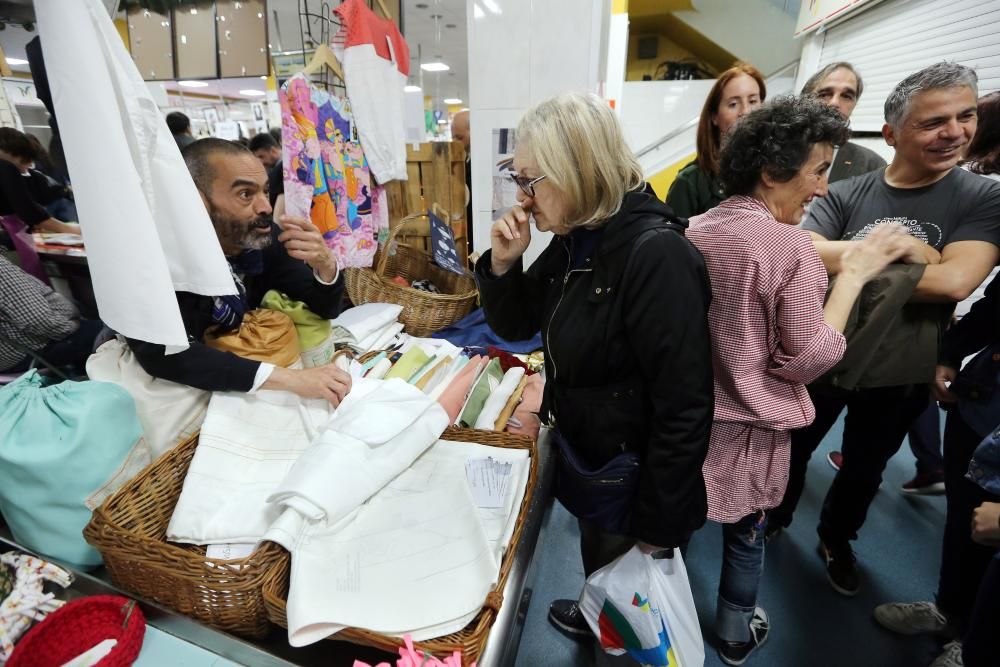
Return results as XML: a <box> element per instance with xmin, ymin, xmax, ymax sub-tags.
<box><xmin>665</xmin><ymin>160</ymin><xmax>725</xmax><ymax>219</ymax></box>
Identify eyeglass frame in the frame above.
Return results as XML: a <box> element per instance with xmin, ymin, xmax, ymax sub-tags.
<box><xmin>508</xmin><ymin>171</ymin><xmax>547</xmax><ymax>198</ymax></box>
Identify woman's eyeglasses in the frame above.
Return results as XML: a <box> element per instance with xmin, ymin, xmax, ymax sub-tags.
<box><xmin>508</xmin><ymin>172</ymin><xmax>547</xmax><ymax>198</ymax></box>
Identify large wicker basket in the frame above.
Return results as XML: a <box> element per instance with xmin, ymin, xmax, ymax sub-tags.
<box><xmin>83</xmin><ymin>434</ymin><xmax>288</xmax><ymax>638</ymax></box>
<box><xmin>345</xmin><ymin>215</ymin><xmax>478</xmax><ymax>337</ymax></box>
<box><xmin>261</xmin><ymin>427</ymin><xmax>538</xmax><ymax>665</ymax></box>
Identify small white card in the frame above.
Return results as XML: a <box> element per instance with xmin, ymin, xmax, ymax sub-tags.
<box><xmin>465</xmin><ymin>457</ymin><xmax>513</xmax><ymax>509</ymax></box>
<box><xmin>206</xmin><ymin>543</ymin><xmax>256</xmax><ymax>561</ymax></box>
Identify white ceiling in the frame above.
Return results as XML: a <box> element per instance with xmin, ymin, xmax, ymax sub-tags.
<box><xmin>0</xmin><ymin>1</ymin><xmax>470</xmax><ymax>110</ymax></box>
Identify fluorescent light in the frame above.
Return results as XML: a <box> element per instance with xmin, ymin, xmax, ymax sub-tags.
<box><xmin>5</xmin><ymin>58</ymin><xmax>27</xmax><ymax>66</ymax></box>
<box><xmin>443</xmin><ymin>98</ymin><xmax>462</xmax><ymax>105</ymax></box>
<box><xmin>260</xmin><ymin>75</ymin><xmax>268</xmax><ymax>80</ymax></box>
<box><xmin>240</xmin><ymin>89</ymin><xmax>266</xmax><ymax>96</ymax></box>
<box><xmin>420</xmin><ymin>62</ymin><xmax>449</xmax><ymax>72</ymax></box>
<box><xmin>178</xmin><ymin>80</ymin><xmax>209</xmax><ymax>88</ymax></box>
<box><xmin>404</xmin><ymin>85</ymin><xmax>422</xmax><ymax>92</ymax></box>
<box><xmin>190</xmin><ymin>7</ymin><xmax>197</xmax><ymax>14</ymax></box>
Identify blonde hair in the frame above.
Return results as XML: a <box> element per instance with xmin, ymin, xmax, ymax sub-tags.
<box><xmin>516</xmin><ymin>92</ymin><xmax>644</xmax><ymax>229</ymax></box>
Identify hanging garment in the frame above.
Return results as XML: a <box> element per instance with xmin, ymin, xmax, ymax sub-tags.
<box><xmin>166</xmin><ymin>388</ymin><xmax>335</xmax><ymax>546</ymax></box>
<box><xmin>36</xmin><ymin>0</ymin><xmax>236</xmax><ymax>352</ymax></box>
<box><xmin>86</xmin><ymin>337</ymin><xmax>209</xmax><ymax>460</ymax></box>
<box><xmin>334</xmin><ymin>0</ymin><xmax>409</xmax><ymax>183</ymax></box>
<box><xmin>280</xmin><ymin>74</ymin><xmax>389</xmax><ymax>269</ymax></box>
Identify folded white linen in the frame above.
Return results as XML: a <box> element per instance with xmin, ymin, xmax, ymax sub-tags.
<box><xmin>265</xmin><ymin>437</ymin><xmax>530</xmax><ymax>646</ymax></box>
<box><xmin>473</xmin><ymin>367</ymin><xmax>526</xmax><ymax>430</ymax></box>
<box><xmin>267</xmin><ymin>378</ymin><xmax>449</xmax><ymax>527</ymax></box>
<box><xmin>166</xmin><ymin>389</ymin><xmax>335</xmax><ymax>545</ymax></box>
<box><xmin>330</xmin><ymin>303</ymin><xmax>403</xmax><ymax>343</ymax></box>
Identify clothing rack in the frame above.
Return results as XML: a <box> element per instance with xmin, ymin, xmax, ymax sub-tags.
<box><xmin>296</xmin><ymin>0</ymin><xmax>394</xmax><ymax>92</ymax></box>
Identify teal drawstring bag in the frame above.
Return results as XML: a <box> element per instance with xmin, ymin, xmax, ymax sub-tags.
<box><xmin>0</xmin><ymin>370</ymin><xmax>150</xmax><ymax>569</ymax></box>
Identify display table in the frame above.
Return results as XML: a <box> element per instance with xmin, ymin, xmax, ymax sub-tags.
<box><xmin>0</xmin><ymin>429</ymin><xmax>554</xmax><ymax>666</ymax></box>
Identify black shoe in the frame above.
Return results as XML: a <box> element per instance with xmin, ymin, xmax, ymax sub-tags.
<box><xmin>719</xmin><ymin>607</ymin><xmax>770</xmax><ymax>666</ymax></box>
<box><xmin>547</xmin><ymin>599</ymin><xmax>591</xmax><ymax>640</ymax></box>
<box><xmin>818</xmin><ymin>539</ymin><xmax>860</xmax><ymax>596</ymax></box>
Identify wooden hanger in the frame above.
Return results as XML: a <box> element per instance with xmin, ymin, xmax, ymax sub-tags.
<box><xmin>299</xmin><ymin>43</ymin><xmax>345</xmax><ymax>84</ymax></box>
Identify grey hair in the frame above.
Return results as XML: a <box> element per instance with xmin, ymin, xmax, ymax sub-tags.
<box><xmin>801</xmin><ymin>62</ymin><xmax>864</xmax><ymax>98</ymax></box>
<box><xmin>884</xmin><ymin>62</ymin><xmax>978</xmax><ymax>128</ymax></box>
<box><xmin>181</xmin><ymin>138</ymin><xmax>252</xmax><ymax>196</ymax></box>
<box><xmin>719</xmin><ymin>95</ymin><xmax>849</xmax><ymax>197</ymax></box>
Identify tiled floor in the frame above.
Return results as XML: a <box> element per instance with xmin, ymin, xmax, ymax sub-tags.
<box><xmin>514</xmin><ymin>415</ymin><xmax>951</xmax><ymax>667</ymax></box>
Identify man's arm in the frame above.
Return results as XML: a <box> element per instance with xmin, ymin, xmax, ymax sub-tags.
<box><xmin>911</xmin><ymin>240</ymin><xmax>999</xmax><ymax>302</ymax></box>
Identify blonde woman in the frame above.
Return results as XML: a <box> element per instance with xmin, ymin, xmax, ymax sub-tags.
<box><xmin>475</xmin><ymin>92</ymin><xmax>714</xmax><ymax>640</ymax></box>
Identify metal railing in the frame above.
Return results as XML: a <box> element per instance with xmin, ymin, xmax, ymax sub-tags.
<box><xmin>634</xmin><ymin>59</ymin><xmax>801</xmax><ymax>160</ymax></box>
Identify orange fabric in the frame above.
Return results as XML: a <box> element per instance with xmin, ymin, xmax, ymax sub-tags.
<box><xmin>436</xmin><ymin>355</ymin><xmax>485</xmax><ymax>423</ymax></box>
<box><xmin>507</xmin><ymin>373</ymin><xmax>543</xmax><ymax>439</ymax></box>
<box><xmin>205</xmin><ymin>309</ymin><xmax>300</xmax><ymax>368</ymax></box>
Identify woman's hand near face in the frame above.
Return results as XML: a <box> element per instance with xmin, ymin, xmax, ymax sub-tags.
<box><xmin>839</xmin><ymin>224</ymin><xmax>911</xmax><ymax>284</ymax></box>
<box><xmin>490</xmin><ymin>203</ymin><xmax>532</xmax><ymax>276</ymax></box>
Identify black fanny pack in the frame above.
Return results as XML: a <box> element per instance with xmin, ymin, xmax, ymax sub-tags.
<box><xmin>552</xmin><ymin>429</ymin><xmax>640</xmax><ymax>535</ymax></box>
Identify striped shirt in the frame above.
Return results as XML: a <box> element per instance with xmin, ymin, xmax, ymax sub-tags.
<box><xmin>687</xmin><ymin>196</ymin><xmax>846</xmax><ymax>521</ymax></box>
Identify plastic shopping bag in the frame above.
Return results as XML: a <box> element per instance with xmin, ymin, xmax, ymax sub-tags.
<box><xmin>579</xmin><ymin>545</ymin><xmax>704</xmax><ymax>667</ymax></box>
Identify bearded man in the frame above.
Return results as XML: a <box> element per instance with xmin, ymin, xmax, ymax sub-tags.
<box><xmin>128</xmin><ymin>138</ymin><xmax>351</xmax><ymax>405</ymax></box>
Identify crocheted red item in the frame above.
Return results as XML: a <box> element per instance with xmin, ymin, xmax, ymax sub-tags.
<box><xmin>7</xmin><ymin>595</ymin><xmax>145</xmax><ymax>667</ymax></box>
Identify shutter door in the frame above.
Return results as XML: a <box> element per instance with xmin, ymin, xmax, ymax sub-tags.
<box><xmin>817</xmin><ymin>0</ymin><xmax>1000</xmax><ymax>131</ymax></box>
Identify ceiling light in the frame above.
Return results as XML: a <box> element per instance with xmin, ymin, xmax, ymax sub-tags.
<box><xmin>4</xmin><ymin>58</ymin><xmax>27</xmax><ymax>66</ymax></box>
<box><xmin>420</xmin><ymin>62</ymin><xmax>449</xmax><ymax>72</ymax></box>
<box><xmin>240</xmin><ymin>89</ymin><xmax>266</xmax><ymax>96</ymax></box>
<box><xmin>444</xmin><ymin>98</ymin><xmax>462</xmax><ymax>105</ymax></box>
<box><xmin>260</xmin><ymin>75</ymin><xmax>268</xmax><ymax>79</ymax></box>
<box><xmin>178</xmin><ymin>80</ymin><xmax>209</xmax><ymax>88</ymax></box>
<box><xmin>404</xmin><ymin>85</ymin><xmax>422</xmax><ymax>92</ymax></box>
<box><xmin>190</xmin><ymin>7</ymin><xmax>197</xmax><ymax>14</ymax></box>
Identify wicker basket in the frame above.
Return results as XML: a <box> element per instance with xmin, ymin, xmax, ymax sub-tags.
<box><xmin>261</xmin><ymin>427</ymin><xmax>538</xmax><ymax>665</ymax></box>
<box><xmin>346</xmin><ymin>215</ymin><xmax>478</xmax><ymax>337</ymax></box>
<box><xmin>83</xmin><ymin>434</ymin><xmax>288</xmax><ymax>638</ymax></box>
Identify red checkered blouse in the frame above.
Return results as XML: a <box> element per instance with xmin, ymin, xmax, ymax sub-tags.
<box><xmin>686</xmin><ymin>196</ymin><xmax>847</xmax><ymax>520</ymax></box>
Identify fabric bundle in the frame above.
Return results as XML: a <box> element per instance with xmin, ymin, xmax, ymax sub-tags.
<box><xmin>86</xmin><ymin>337</ymin><xmax>209</xmax><ymax>459</ymax></box>
<box><xmin>204</xmin><ymin>308</ymin><xmax>300</xmax><ymax>367</ymax></box>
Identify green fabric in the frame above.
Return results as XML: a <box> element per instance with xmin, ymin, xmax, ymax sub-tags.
<box><xmin>0</xmin><ymin>371</ymin><xmax>144</xmax><ymax>569</ymax></box>
<box><xmin>459</xmin><ymin>357</ymin><xmax>504</xmax><ymax>428</ymax></box>
<box><xmin>385</xmin><ymin>347</ymin><xmax>431</xmax><ymax>381</ymax></box>
<box><xmin>665</xmin><ymin>160</ymin><xmax>726</xmax><ymax>219</ymax></box>
<box><xmin>261</xmin><ymin>289</ymin><xmax>332</xmax><ymax>350</ymax></box>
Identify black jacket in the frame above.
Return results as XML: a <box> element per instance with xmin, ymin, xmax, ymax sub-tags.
<box><xmin>476</xmin><ymin>187</ymin><xmax>713</xmax><ymax>547</ymax></box>
<box><xmin>128</xmin><ymin>224</ymin><xmax>344</xmax><ymax>392</ymax></box>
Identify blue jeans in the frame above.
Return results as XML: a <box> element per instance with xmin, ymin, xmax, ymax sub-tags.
<box><xmin>717</xmin><ymin>511</ymin><xmax>767</xmax><ymax>643</ymax></box>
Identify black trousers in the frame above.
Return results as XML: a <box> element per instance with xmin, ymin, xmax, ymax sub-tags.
<box><xmin>936</xmin><ymin>411</ymin><xmax>1000</xmax><ymax>631</ymax></box>
<box><xmin>963</xmin><ymin>554</ymin><xmax>1000</xmax><ymax>667</ymax></box>
<box><xmin>770</xmin><ymin>383</ymin><xmax>928</xmax><ymax>545</ymax></box>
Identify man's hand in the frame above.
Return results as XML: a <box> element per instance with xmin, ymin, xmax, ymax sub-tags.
<box><xmin>263</xmin><ymin>365</ymin><xmax>352</xmax><ymax>406</ymax></box>
<box><xmin>277</xmin><ymin>215</ymin><xmax>338</xmax><ymax>282</ymax></box>
<box><xmin>896</xmin><ymin>232</ymin><xmax>942</xmax><ymax>265</ymax></box>
<box><xmin>932</xmin><ymin>365</ymin><xmax>959</xmax><ymax>403</ymax></box>
<box><xmin>971</xmin><ymin>502</ymin><xmax>1000</xmax><ymax>546</ymax></box>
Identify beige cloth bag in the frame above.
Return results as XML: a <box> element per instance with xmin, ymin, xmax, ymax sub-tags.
<box><xmin>86</xmin><ymin>337</ymin><xmax>210</xmax><ymax>460</ymax></box>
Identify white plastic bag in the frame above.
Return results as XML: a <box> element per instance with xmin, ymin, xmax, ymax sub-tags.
<box><xmin>579</xmin><ymin>545</ymin><xmax>705</xmax><ymax>667</ymax></box>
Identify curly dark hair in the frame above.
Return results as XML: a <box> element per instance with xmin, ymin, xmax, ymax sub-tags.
<box><xmin>719</xmin><ymin>95</ymin><xmax>849</xmax><ymax>197</ymax></box>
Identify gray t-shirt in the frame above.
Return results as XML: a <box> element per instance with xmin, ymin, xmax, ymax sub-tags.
<box><xmin>803</xmin><ymin>167</ymin><xmax>1000</xmax><ymax>249</ymax></box>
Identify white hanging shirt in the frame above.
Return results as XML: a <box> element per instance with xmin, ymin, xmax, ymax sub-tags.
<box><xmin>36</xmin><ymin>0</ymin><xmax>236</xmax><ymax>351</ymax></box>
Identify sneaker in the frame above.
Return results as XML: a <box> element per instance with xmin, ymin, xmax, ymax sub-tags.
<box><xmin>547</xmin><ymin>599</ymin><xmax>591</xmax><ymax>639</ymax></box>
<box><xmin>827</xmin><ymin>451</ymin><xmax>843</xmax><ymax>471</ymax></box>
<box><xmin>901</xmin><ymin>472</ymin><xmax>946</xmax><ymax>495</ymax></box>
<box><xmin>873</xmin><ymin>601</ymin><xmax>948</xmax><ymax>635</ymax></box>
<box><xmin>929</xmin><ymin>641</ymin><xmax>964</xmax><ymax>667</ymax></box>
<box><xmin>719</xmin><ymin>607</ymin><xmax>770</xmax><ymax>666</ymax></box>
<box><xmin>818</xmin><ymin>540</ymin><xmax>860</xmax><ymax>596</ymax></box>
